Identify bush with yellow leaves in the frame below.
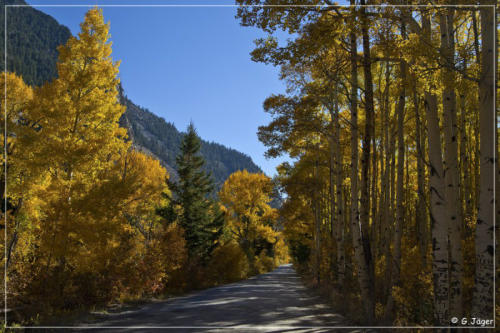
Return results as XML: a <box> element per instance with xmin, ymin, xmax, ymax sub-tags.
<box><xmin>253</xmin><ymin>251</ymin><xmax>276</xmax><ymax>274</ymax></box>
<box><xmin>206</xmin><ymin>241</ymin><xmax>249</xmax><ymax>284</ymax></box>
<box><xmin>273</xmin><ymin>237</ymin><xmax>290</xmax><ymax>267</ymax></box>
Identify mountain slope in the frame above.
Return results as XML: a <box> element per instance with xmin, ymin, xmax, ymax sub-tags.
<box><xmin>0</xmin><ymin>0</ymin><xmax>72</xmax><ymax>86</ymax></box>
<box><xmin>120</xmin><ymin>94</ymin><xmax>261</xmax><ymax>186</ymax></box>
<box><xmin>1</xmin><ymin>0</ymin><xmax>263</xmax><ymax>186</ymax></box>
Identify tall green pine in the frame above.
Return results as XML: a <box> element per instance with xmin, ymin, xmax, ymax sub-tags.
<box><xmin>159</xmin><ymin>123</ymin><xmax>223</xmax><ymax>261</ymax></box>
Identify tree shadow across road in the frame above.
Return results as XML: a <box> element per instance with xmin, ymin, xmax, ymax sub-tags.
<box><xmin>68</xmin><ymin>264</ymin><xmax>370</xmax><ymax>332</ymax></box>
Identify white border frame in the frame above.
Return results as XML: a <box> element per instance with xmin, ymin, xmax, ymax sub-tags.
<box><xmin>3</xmin><ymin>2</ymin><xmax>497</xmax><ymax>330</ymax></box>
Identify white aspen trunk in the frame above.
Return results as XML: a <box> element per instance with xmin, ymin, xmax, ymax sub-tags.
<box><xmin>439</xmin><ymin>9</ymin><xmax>463</xmax><ymax>319</ymax></box>
<box><xmin>381</xmin><ymin>63</ymin><xmax>393</xmax><ymax>298</ymax></box>
<box><xmin>425</xmin><ymin>91</ymin><xmax>450</xmax><ymax>325</ymax></box>
<box><xmin>414</xmin><ymin>86</ymin><xmax>428</xmax><ymax>266</ymax></box>
<box><xmin>412</xmin><ymin>11</ymin><xmax>450</xmax><ymax>325</ymax></box>
<box><xmin>359</xmin><ymin>3</ymin><xmax>374</xmax><ymax>270</ymax></box>
<box><xmin>458</xmin><ymin>75</ymin><xmax>468</xmax><ymax>224</ymax></box>
<box><xmin>390</xmin><ymin>135</ymin><xmax>396</xmax><ymax>227</ymax></box>
<box><xmin>495</xmin><ymin>6</ymin><xmax>499</xmax><ymax>305</ymax></box>
<box><xmin>472</xmin><ymin>1</ymin><xmax>495</xmax><ymax>321</ymax></box>
<box><xmin>314</xmin><ymin>158</ymin><xmax>321</xmax><ymax>286</ymax></box>
<box><xmin>334</xmin><ymin>101</ymin><xmax>345</xmax><ymax>287</ymax></box>
<box><xmin>459</xmin><ymin>86</ymin><xmax>471</xmax><ymax>222</ymax></box>
<box><xmin>385</xmin><ymin>50</ymin><xmax>406</xmax><ymax>321</ymax></box>
<box><xmin>358</xmin><ymin>4</ymin><xmax>375</xmax><ymax>320</ymax></box>
<box><xmin>329</xmin><ymin>146</ymin><xmax>336</xmax><ymax>278</ymax></box>
<box><xmin>349</xmin><ymin>19</ymin><xmax>374</xmax><ymax>323</ymax></box>
<box><xmin>371</xmin><ymin>132</ymin><xmax>378</xmax><ymax>258</ymax></box>
<box><xmin>376</xmin><ymin>92</ymin><xmax>385</xmax><ymax>261</ymax></box>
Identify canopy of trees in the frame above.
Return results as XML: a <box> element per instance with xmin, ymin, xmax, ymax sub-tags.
<box><xmin>237</xmin><ymin>0</ymin><xmax>498</xmax><ymax>326</ymax></box>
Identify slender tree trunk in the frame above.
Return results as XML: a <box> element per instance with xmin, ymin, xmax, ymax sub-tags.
<box><xmin>474</xmin><ymin>108</ymin><xmax>480</xmax><ymax>211</ymax></box>
<box><xmin>458</xmin><ymin>63</ymin><xmax>471</xmax><ymax>226</ymax></box>
<box><xmin>390</xmin><ymin>133</ymin><xmax>396</xmax><ymax>225</ymax></box>
<box><xmin>348</xmin><ymin>13</ymin><xmax>374</xmax><ymax>323</ymax></box>
<box><xmin>376</xmin><ymin>99</ymin><xmax>385</xmax><ymax>261</ymax></box>
<box><xmin>358</xmin><ymin>3</ymin><xmax>375</xmax><ymax>321</ymax></box>
<box><xmin>334</xmin><ymin>101</ymin><xmax>345</xmax><ymax>287</ymax></box>
<box><xmin>414</xmin><ymin>86</ymin><xmax>428</xmax><ymax>266</ymax></box>
<box><xmin>314</xmin><ymin>159</ymin><xmax>321</xmax><ymax>285</ymax></box>
<box><xmin>381</xmin><ymin>63</ymin><xmax>393</xmax><ymax>300</ymax></box>
<box><xmin>371</xmin><ymin>132</ymin><xmax>378</xmax><ymax>258</ymax></box>
<box><xmin>439</xmin><ymin>9</ymin><xmax>464</xmax><ymax>319</ymax></box>
<box><xmin>425</xmin><ymin>90</ymin><xmax>450</xmax><ymax>325</ymax></box>
<box><xmin>413</xmin><ymin>11</ymin><xmax>450</xmax><ymax>325</ymax></box>
<box><xmin>387</xmin><ymin>126</ymin><xmax>396</xmax><ymax>293</ymax></box>
<box><xmin>495</xmin><ymin>5</ymin><xmax>500</xmax><ymax>304</ymax></box>
<box><xmin>472</xmin><ymin>1</ymin><xmax>495</xmax><ymax>320</ymax></box>
<box><xmin>359</xmin><ymin>0</ymin><xmax>374</xmax><ymax>248</ymax></box>
<box><xmin>329</xmin><ymin>140</ymin><xmax>336</xmax><ymax>278</ymax></box>
<box><xmin>385</xmin><ymin>39</ymin><xmax>407</xmax><ymax>320</ymax></box>
<box><xmin>459</xmin><ymin>81</ymin><xmax>468</xmax><ymax>226</ymax></box>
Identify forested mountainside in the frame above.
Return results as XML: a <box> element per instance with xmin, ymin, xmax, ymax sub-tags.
<box><xmin>1</xmin><ymin>0</ymin><xmax>262</xmax><ymax>186</ymax></box>
<box><xmin>120</xmin><ymin>95</ymin><xmax>262</xmax><ymax>186</ymax></box>
<box><xmin>0</xmin><ymin>0</ymin><xmax>71</xmax><ymax>86</ymax></box>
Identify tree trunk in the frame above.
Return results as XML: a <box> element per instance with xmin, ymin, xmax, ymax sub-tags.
<box><xmin>330</xmin><ymin>100</ymin><xmax>345</xmax><ymax>288</ymax></box>
<box><xmin>472</xmin><ymin>1</ymin><xmax>495</xmax><ymax>320</ymax></box>
<box><xmin>414</xmin><ymin>86</ymin><xmax>428</xmax><ymax>266</ymax></box>
<box><xmin>314</xmin><ymin>158</ymin><xmax>321</xmax><ymax>285</ymax></box>
<box><xmin>329</xmin><ymin>140</ymin><xmax>336</xmax><ymax>278</ymax></box>
<box><xmin>348</xmin><ymin>13</ymin><xmax>374</xmax><ymax>323</ymax></box>
<box><xmin>458</xmin><ymin>71</ymin><xmax>471</xmax><ymax>225</ymax></box>
<box><xmin>371</xmin><ymin>130</ymin><xmax>378</xmax><ymax>259</ymax></box>
<box><xmin>425</xmin><ymin>90</ymin><xmax>450</xmax><ymax>325</ymax></box>
<box><xmin>385</xmin><ymin>46</ymin><xmax>407</xmax><ymax>321</ymax></box>
<box><xmin>358</xmin><ymin>3</ymin><xmax>375</xmax><ymax>322</ymax></box>
<box><xmin>381</xmin><ymin>63</ymin><xmax>393</xmax><ymax>301</ymax></box>
<box><xmin>439</xmin><ymin>9</ymin><xmax>463</xmax><ymax>319</ymax></box>
<box><xmin>334</xmin><ymin>100</ymin><xmax>345</xmax><ymax>287</ymax></box>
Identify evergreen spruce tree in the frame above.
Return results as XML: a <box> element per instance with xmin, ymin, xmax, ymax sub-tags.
<box><xmin>158</xmin><ymin>123</ymin><xmax>223</xmax><ymax>261</ymax></box>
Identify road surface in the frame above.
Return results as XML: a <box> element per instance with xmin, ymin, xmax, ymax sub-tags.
<box><xmin>74</xmin><ymin>264</ymin><xmax>364</xmax><ymax>332</ymax></box>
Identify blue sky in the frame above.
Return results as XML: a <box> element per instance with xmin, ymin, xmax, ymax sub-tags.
<box><xmin>25</xmin><ymin>0</ymin><xmax>291</xmax><ymax>176</ymax></box>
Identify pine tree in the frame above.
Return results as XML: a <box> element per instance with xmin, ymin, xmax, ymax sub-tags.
<box><xmin>159</xmin><ymin>123</ymin><xmax>223</xmax><ymax>260</ymax></box>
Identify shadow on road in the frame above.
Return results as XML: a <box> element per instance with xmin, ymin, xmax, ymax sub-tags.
<box><xmin>62</xmin><ymin>264</ymin><xmax>368</xmax><ymax>332</ymax></box>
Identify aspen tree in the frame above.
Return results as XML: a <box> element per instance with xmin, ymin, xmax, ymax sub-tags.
<box><xmin>473</xmin><ymin>0</ymin><xmax>495</xmax><ymax>319</ymax></box>
<box><xmin>29</xmin><ymin>8</ymin><xmax>129</xmax><ymax>272</ymax></box>
<box><xmin>439</xmin><ymin>8</ymin><xmax>463</xmax><ymax>318</ymax></box>
<box><xmin>347</xmin><ymin>4</ymin><xmax>374</xmax><ymax>323</ymax></box>
<box><xmin>334</xmin><ymin>97</ymin><xmax>345</xmax><ymax>287</ymax></box>
<box><xmin>385</xmin><ymin>20</ymin><xmax>407</xmax><ymax>320</ymax></box>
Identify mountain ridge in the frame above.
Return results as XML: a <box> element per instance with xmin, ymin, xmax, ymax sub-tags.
<box><xmin>119</xmin><ymin>92</ymin><xmax>262</xmax><ymax>186</ymax></box>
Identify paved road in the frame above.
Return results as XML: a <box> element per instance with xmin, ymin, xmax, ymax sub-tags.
<box><xmin>74</xmin><ymin>264</ymin><xmax>363</xmax><ymax>332</ymax></box>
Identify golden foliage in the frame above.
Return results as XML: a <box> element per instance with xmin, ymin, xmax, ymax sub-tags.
<box><xmin>207</xmin><ymin>241</ymin><xmax>249</xmax><ymax>284</ymax></box>
<box><xmin>0</xmin><ymin>9</ymin><xmax>190</xmax><ymax>319</ymax></box>
<box><xmin>219</xmin><ymin>170</ymin><xmax>280</xmax><ymax>274</ymax></box>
